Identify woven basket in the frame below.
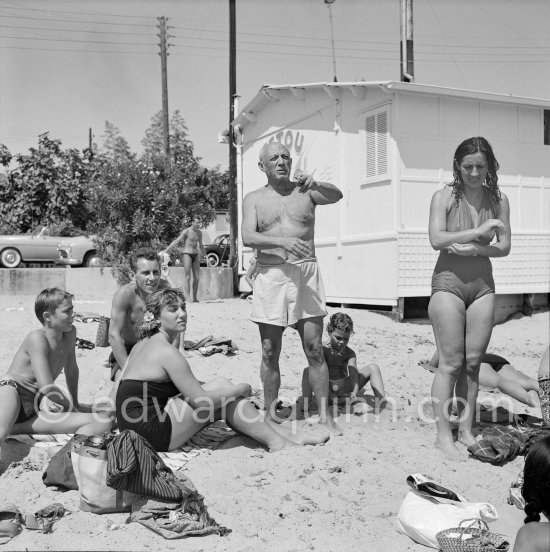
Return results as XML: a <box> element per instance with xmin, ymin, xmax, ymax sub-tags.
<box><xmin>436</xmin><ymin>518</ymin><xmax>509</xmax><ymax>551</ymax></box>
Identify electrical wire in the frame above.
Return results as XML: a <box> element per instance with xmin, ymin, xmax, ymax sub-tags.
<box><xmin>0</xmin><ymin>23</ymin><xmax>154</xmax><ymax>36</ymax></box>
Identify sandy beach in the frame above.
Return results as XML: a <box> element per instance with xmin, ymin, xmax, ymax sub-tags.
<box><xmin>0</xmin><ymin>293</ymin><xmax>547</xmax><ymax>551</ymax></box>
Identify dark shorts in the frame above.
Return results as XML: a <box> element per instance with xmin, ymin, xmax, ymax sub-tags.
<box><xmin>0</xmin><ymin>378</ymin><xmax>39</xmax><ymax>423</ymax></box>
<box><xmin>483</xmin><ymin>353</ymin><xmax>510</xmax><ymax>373</ymax></box>
<box><xmin>109</xmin><ymin>343</ymin><xmax>135</xmax><ymax>382</ymax></box>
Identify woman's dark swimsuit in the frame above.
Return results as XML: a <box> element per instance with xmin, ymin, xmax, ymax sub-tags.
<box><xmin>483</xmin><ymin>353</ymin><xmax>509</xmax><ymax>373</ymax></box>
<box><xmin>431</xmin><ymin>187</ymin><xmax>500</xmax><ymax>308</ymax></box>
<box><xmin>116</xmin><ymin>378</ymin><xmax>180</xmax><ymax>452</ymax></box>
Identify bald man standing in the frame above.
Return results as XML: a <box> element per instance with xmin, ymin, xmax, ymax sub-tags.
<box><xmin>241</xmin><ymin>142</ymin><xmax>343</xmax><ymax>435</ymax></box>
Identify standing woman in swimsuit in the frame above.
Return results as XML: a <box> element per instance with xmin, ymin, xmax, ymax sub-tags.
<box><xmin>428</xmin><ymin>137</ymin><xmax>511</xmax><ymax>461</ymax></box>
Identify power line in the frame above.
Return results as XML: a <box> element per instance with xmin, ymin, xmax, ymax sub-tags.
<box><xmin>0</xmin><ymin>1</ymin><xmax>152</xmax><ymax>20</ymax></box>
<box><xmin>0</xmin><ymin>34</ymin><xmax>156</xmax><ymax>46</ymax></box>
<box><xmin>171</xmin><ymin>25</ymin><xmax>550</xmax><ymax>48</ymax></box>
<box><xmin>0</xmin><ymin>13</ymin><xmax>152</xmax><ymax>28</ymax></box>
<box><xmin>0</xmin><ymin>45</ymin><xmax>158</xmax><ymax>54</ymax></box>
<box><xmin>0</xmin><ymin>23</ymin><xmax>153</xmax><ymax>36</ymax></box>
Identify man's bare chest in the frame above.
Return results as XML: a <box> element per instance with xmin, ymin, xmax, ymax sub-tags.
<box><xmin>257</xmin><ymin>193</ymin><xmax>314</xmax><ymax>231</ymax></box>
<box><xmin>129</xmin><ymin>302</ymin><xmax>146</xmax><ymax>325</ymax></box>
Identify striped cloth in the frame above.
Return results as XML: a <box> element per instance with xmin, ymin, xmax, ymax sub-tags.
<box><xmin>106</xmin><ymin>429</ymin><xmax>185</xmax><ymax>501</ymax></box>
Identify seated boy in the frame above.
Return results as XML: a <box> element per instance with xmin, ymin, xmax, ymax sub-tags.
<box><xmin>299</xmin><ymin>312</ymin><xmax>389</xmax><ymax>415</ymax></box>
<box><xmin>0</xmin><ymin>288</ymin><xmax>112</xmax><ymax>445</ymax></box>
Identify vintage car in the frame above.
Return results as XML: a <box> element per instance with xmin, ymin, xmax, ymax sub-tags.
<box><xmin>0</xmin><ymin>226</ymin><xmax>99</xmax><ymax>268</ymax></box>
<box><xmin>56</xmin><ymin>235</ymin><xmax>101</xmax><ymax>267</ymax></box>
<box><xmin>201</xmin><ymin>233</ymin><xmax>230</xmax><ymax>267</ymax></box>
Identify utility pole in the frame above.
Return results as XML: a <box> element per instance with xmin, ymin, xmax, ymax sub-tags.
<box><xmin>158</xmin><ymin>16</ymin><xmax>170</xmax><ymax>159</ymax></box>
<box><xmin>324</xmin><ymin>0</ymin><xmax>338</xmax><ymax>82</ymax></box>
<box><xmin>88</xmin><ymin>127</ymin><xmax>93</xmax><ymax>159</ymax></box>
<box><xmin>400</xmin><ymin>0</ymin><xmax>414</xmax><ymax>82</ymax></box>
<box><xmin>228</xmin><ymin>0</ymin><xmax>239</xmax><ymax>294</ymax></box>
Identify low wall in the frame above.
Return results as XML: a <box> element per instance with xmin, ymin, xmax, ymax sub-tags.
<box><xmin>0</xmin><ymin>267</ymin><xmax>234</xmax><ymax>300</ymax></box>
<box><xmin>0</xmin><ymin>269</ymin><xmax>66</xmax><ymax>295</ymax></box>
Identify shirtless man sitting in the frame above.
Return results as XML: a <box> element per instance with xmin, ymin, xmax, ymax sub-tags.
<box><xmin>242</xmin><ymin>141</ymin><xmax>343</xmax><ymax>435</ymax></box>
<box><xmin>108</xmin><ymin>248</ymin><xmax>163</xmax><ymax>382</ymax></box>
<box><xmin>0</xmin><ymin>288</ymin><xmax>112</xmax><ymax>445</ymax></box>
<box><xmin>161</xmin><ymin>217</ymin><xmax>205</xmax><ymax>303</ymax></box>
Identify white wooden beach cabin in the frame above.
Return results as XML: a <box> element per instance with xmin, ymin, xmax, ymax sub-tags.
<box><xmin>233</xmin><ymin>81</ymin><xmax>550</xmax><ymax>319</ymax></box>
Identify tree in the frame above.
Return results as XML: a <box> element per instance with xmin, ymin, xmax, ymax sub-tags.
<box><xmin>88</xmin><ymin>154</ymin><xmax>218</xmax><ymax>284</ymax></box>
<box><xmin>0</xmin><ymin>134</ymin><xmax>92</xmax><ymax>233</ymax></box>
<box><xmin>100</xmin><ymin>121</ymin><xmax>134</xmax><ymax>161</ymax></box>
<box><xmin>142</xmin><ymin>110</ymin><xmax>198</xmax><ymax>167</ymax></box>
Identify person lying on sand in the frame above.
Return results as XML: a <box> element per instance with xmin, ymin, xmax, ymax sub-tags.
<box><xmin>299</xmin><ymin>312</ymin><xmax>389</xmax><ymax>415</ymax></box>
<box><xmin>0</xmin><ymin>288</ymin><xmax>112</xmax><ymax>446</ymax></box>
<box><xmin>422</xmin><ymin>349</ymin><xmax>540</xmax><ymax>408</ymax></box>
<box><xmin>115</xmin><ymin>287</ymin><xmax>329</xmax><ymax>452</ymax></box>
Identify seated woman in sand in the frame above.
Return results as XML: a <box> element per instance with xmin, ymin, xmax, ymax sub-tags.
<box><xmin>513</xmin><ymin>436</ymin><xmax>550</xmax><ymax>552</ymax></box>
<box><xmin>115</xmin><ymin>287</ymin><xmax>328</xmax><ymax>452</ymax></box>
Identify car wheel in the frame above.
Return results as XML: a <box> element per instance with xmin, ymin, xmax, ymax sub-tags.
<box><xmin>0</xmin><ymin>248</ymin><xmax>22</xmax><ymax>268</ymax></box>
<box><xmin>83</xmin><ymin>252</ymin><xmax>101</xmax><ymax>267</ymax></box>
<box><xmin>206</xmin><ymin>252</ymin><xmax>220</xmax><ymax>267</ymax></box>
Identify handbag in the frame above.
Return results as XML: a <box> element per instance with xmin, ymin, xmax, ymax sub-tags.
<box><xmin>71</xmin><ymin>435</ymin><xmax>139</xmax><ymax>514</ymax></box>
<box><xmin>42</xmin><ymin>437</ymin><xmax>78</xmax><ymax>491</ymax></box>
<box><xmin>436</xmin><ymin>518</ymin><xmax>510</xmax><ymax>551</ymax></box>
<box><xmin>95</xmin><ymin>316</ymin><xmax>110</xmax><ymax>347</ymax></box>
<box><xmin>396</xmin><ymin>474</ymin><xmax>498</xmax><ymax>549</ymax></box>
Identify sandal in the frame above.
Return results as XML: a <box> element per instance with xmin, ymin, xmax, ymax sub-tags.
<box><xmin>75</xmin><ymin>338</ymin><xmax>95</xmax><ymax>350</ymax></box>
<box><xmin>25</xmin><ymin>503</ymin><xmax>67</xmax><ymax>534</ymax></box>
<box><xmin>25</xmin><ymin>502</ymin><xmax>68</xmax><ymax>533</ymax></box>
<box><xmin>0</xmin><ymin>504</ymin><xmax>23</xmax><ymax>545</ymax></box>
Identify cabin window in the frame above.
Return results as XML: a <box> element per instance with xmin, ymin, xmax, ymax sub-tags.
<box><xmin>544</xmin><ymin>110</ymin><xmax>550</xmax><ymax>145</ymax></box>
<box><xmin>364</xmin><ymin>106</ymin><xmax>389</xmax><ymax>180</ymax></box>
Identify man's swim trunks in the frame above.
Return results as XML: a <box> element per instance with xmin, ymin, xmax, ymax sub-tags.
<box><xmin>431</xmin><ymin>187</ymin><xmax>500</xmax><ymax>308</ymax></box>
<box><xmin>251</xmin><ymin>258</ymin><xmax>327</xmax><ymax>327</ymax></box>
<box><xmin>182</xmin><ymin>252</ymin><xmax>198</xmax><ymax>263</ymax></box>
<box><xmin>109</xmin><ymin>343</ymin><xmax>135</xmax><ymax>382</ymax></box>
<box><xmin>0</xmin><ymin>377</ymin><xmax>39</xmax><ymax>423</ymax></box>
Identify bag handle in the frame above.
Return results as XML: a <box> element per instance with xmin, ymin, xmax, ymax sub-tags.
<box><xmin>456</xmin><ymin>518</ymin><xmax>493</xmax><ymax>547</ymax></box>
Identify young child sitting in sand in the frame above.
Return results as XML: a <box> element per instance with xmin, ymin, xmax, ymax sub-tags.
<box><xmin>0</xmin><ymin>288</ymin><xmax>112</xmax><ymax>445</ymax></box>
<box><xmin>299</xmin><ymin>312</ymin><xmax>388</xmax><ymax>415</ymax></box>
<box><xmin>513</xmin><ymin>436</ymin><xmax>550</xmax><ymax>552</ymax></box>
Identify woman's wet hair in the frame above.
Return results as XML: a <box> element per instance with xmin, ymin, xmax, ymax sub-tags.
<box><xmin>136</xmin><ymin>287</ymin><xmax>186</xmax><ymax>340</ymax></box>
<box><xmin>326</xmin><ymin>312</ymin><xmax>354</xmax><ymax>334</ymax></box>
<box><xmin>522</xmin><ymin>436</ymin><xmax>550</xmax><ymax>524</ymax></box>
<box><xmin>450</xmin><ymin>136</ymin><xmax>501</xmax><ymax>206</ymax></box>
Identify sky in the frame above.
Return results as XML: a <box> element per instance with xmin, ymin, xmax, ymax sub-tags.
<box><xmin>1</xmin><ymin>0</ymin><xmax>549</xmax><ymax>169</ymax></box>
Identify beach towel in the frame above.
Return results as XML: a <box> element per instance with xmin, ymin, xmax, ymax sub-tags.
<box><xmin>107</xmin><ymin>431</ymin><xmax>230</xmax><ymax>539</ymax></box>
<box><xmin>8</xmin><ymin>421</ymin><xmax>236</xmax><ymax>472</ymax></box>
<box><xmin>467</xmin><ymin>426</ymin><xmax>527</xmax><ymax>465</ymax></box>
<box><xmin>131</xmin><ymin>492</ymin><xmax>231</xmax><ymax>539</ymax></box>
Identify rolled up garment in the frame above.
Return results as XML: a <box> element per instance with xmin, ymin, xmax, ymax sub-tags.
<box><xmin>538</xmin><ymin>376</ymin><xmax>550</xmax><ymax>426</ymax></box>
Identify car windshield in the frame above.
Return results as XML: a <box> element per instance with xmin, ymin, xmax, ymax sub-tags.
<box><xmin>31</xmin><ymin>226</ymin><xmax>47</xmax><ymax>237</ymax></box>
